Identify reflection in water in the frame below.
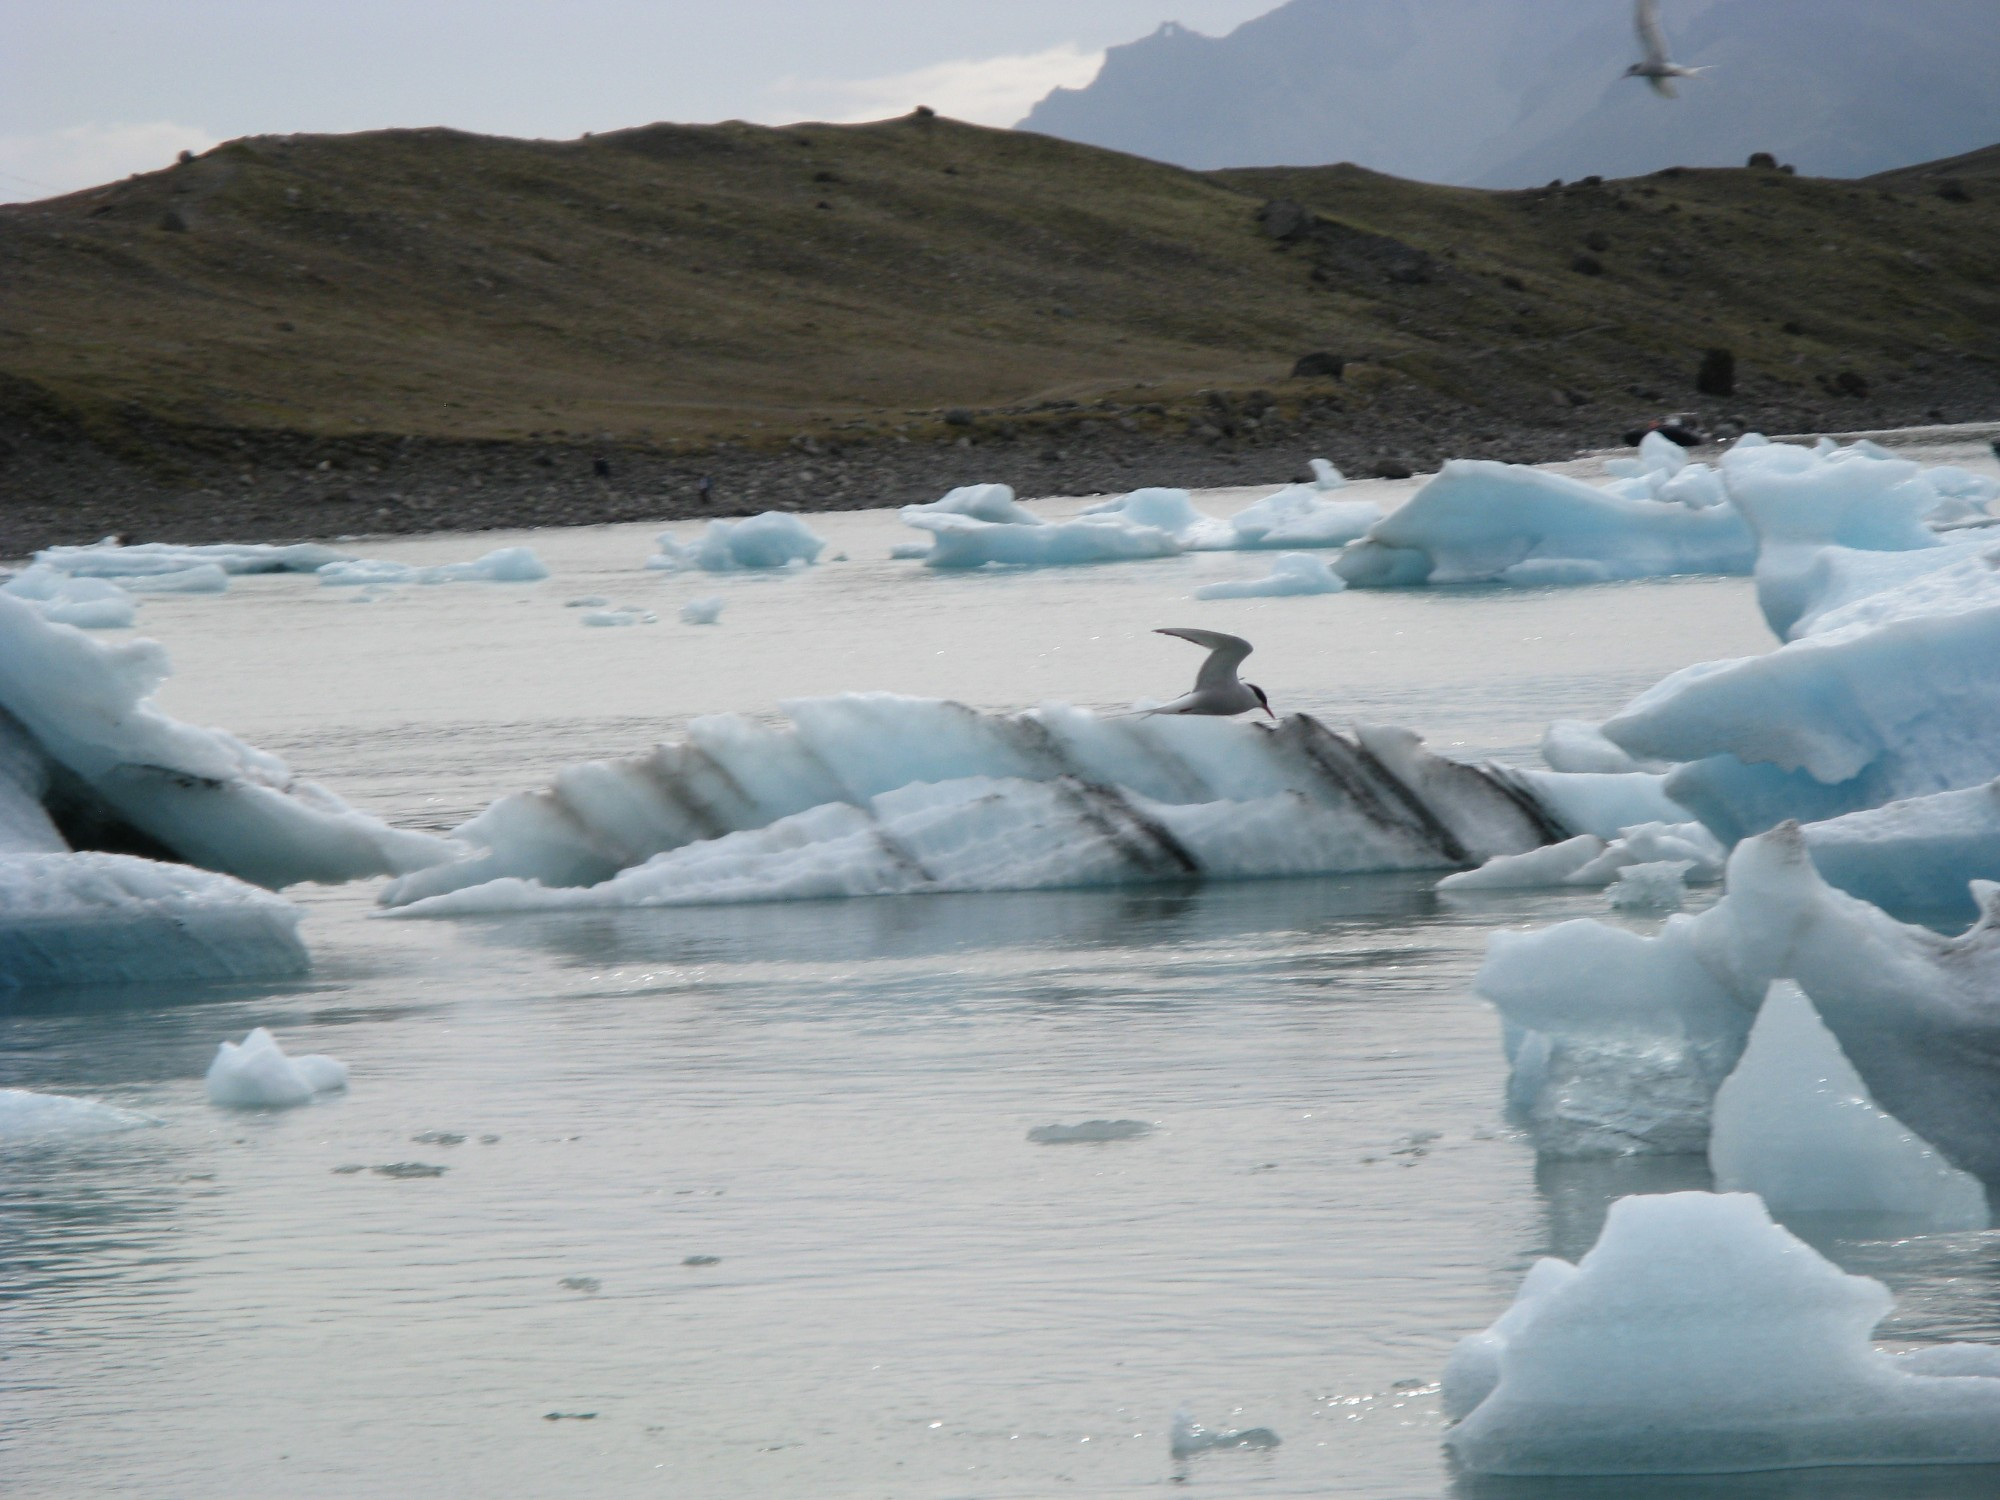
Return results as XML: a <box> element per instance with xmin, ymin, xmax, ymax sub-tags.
<box><xmin>1532</xmin><ymin>1154</ymin><xmax>1716</xmax><ymax>1264</ymax></box>
<box><xmin>448</xmin><ymin>869</ymin><xmax>1450</xmax><ymax>973</ymax></box>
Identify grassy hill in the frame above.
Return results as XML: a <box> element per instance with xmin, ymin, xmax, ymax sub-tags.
<box><xmin>1</xmin><ymin>114</ymin><xmax>1996</xmax><ymax>548</ymax></box>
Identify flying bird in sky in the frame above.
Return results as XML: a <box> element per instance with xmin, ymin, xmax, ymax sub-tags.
<box><xmin>1623</xmin><ymin>0</ymin><xmax>1707</xmax><ymax>98</ymax></box>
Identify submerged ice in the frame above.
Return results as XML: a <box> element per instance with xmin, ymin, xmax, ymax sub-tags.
<box><xmin>1444</xmin><ymin>1191</ymin><xmax>2000</xmax><ymax>1476</ymax></box>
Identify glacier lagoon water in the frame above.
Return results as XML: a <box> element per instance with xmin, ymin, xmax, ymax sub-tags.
<box><xmin>7</xmin><ymin>477</ymin><xmax>2000</xmax><ymax>1498</ymax></box>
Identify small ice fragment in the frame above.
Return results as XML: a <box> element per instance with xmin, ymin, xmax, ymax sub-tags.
<box><xmin>1027</xmin><ymin>1119</ymin><xmax>1154</xmax><ymax>1144</ymax></box>
<box><xmin>204</xmin><ymin>1027</ymin><xmax>348</xmax><ymax>1109</ymax></box>
<box><xmin>559</xmin><ymin>1276</ymin><xmax>601</xmax><ymax>1294</ymax></box>
<box><xmin>372</xmin><ymin>1161</ymin><xmax>447</xmax><ymax>1178</ymax></box>
<box><xmin>680</xmin><ymin>596</ymin><xmax>724</xmax><ymax>625</ymax></box>
<box><xmin>543</xmin><ymin>1411</ymin><xmax>597</xmax><ymax>1421</ymax></box>
<box><xmin>682</xmin><ymin>1254</ymin><xmax>722</xmax><ymax>1266</ymax></box>
<box><xmin>565</xmin><ymin>596</ymin><xmax>610</xmax><ymax>608</ymax></box>
<box><xmin>1170</xmin><ymin>1408</ymin><xmax>1281</xmax><ymax>1458</ymax></box>
<box><xmin>581</xmin><ymin>608</ymin><xmax>656</xmax><ymax>627</ymax></box>
<box><xmin>411</xmin><ymin>1130</ymin><xmax>466</xmax><ymax>1145</ymax></box>
<box><xmin>331</xmin><ymin>1164</ymin><xmax>366</xmax><ymax>1174</ymax></box>
<box><xmin>1607</xmin><ymin>860</ymin><xmax>1691</xmax><ymax>909</ymax></box>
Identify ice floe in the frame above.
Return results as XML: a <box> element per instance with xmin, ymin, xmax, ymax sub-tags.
<box><xmin>318</xmin><ymin>546</ymin><xmax>549</xmax><ymax>587</ymax></box>
<box><xmin>581</xmin><ymin>608</ymin><xmax>656</xmax><ymax>627</ymax></box>
<box><xmin>0</xmin><ymin>1087</ymin><xmax>158</xmax><ymax>1140</ymax></box>
<box><xmin>1443</xmin><ymin>1191</ymin><xmax>2000</xmax><ymax>1476</ymax></box>
<box><xmin>1027</xmin><ymin>1119</ymin><xmax>1153</xmax><ymax>1144</ymax></box>
<box><xmin>1479</xmin><ymin>822</ymin><xmax>2000</xmax><ymax>1177</ymax></box>
<box><xmin>378</xmin><ymin>695</ymin><xmax>1589</xmax><ymax>912</ymax></box>
<box><xmin>1800</xmin><ymin>781</ymin><xmax>2000</xmax><ymax>919</ymax></box>
<box><xmin>1709</xmin><ymin>982</ymin><xmax>1988</xmax><ymax>1229</ymax></box>
<box><xmin>0</xmin><ymin>593</ymin><xmax>452</xmax><ymax>890</ymax></box>
<box><xmin>1606</xmin><ymin>859</ymin><xmax>1691</xmax><ymax>910</ymax></box>
<box><xmin>680</xmin><ymin>596</ymin><xmax>725</xmax><ymax>625</ymax></box>
<box><xmin>648</xmin><ymin>512</ymin><xmax>826</xmax><ymax>572</ymax></box>
<box><xmin>37</xmin><ymin>539</ymin><xmax>350</xmax><ymax>577</ymax></box>
<box><xmin>1194</xmin><ymin>552</ymin><xmax>1346</xmax><ymax>600</ymax></box>
<box><xmin>1440</xmin><ymin>820</ymin><xmax>1723</xmax><ymax>892</ymax></box>
<box><xmin>205</xmin><ymin>1027</ymin><xmax>348</xmax><ymax>1109</ymax></box>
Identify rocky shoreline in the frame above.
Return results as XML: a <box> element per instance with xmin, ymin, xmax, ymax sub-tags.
<box><xmin>5</xmin><ymin>374</ymin><xmax>1997</xmax><ymax>559</ymax></box>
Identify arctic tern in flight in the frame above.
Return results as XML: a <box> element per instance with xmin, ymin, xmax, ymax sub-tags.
<box><xmin>1147</xmin><ymin>628</ymin><xmax>1274</xmax><ymax>719</ymax></box>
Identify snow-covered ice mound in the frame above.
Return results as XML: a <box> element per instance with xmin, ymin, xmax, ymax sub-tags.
<box><xmin>1337</xmin><ymin>458</ymin><xmax>1756</xmax><ymax>588</ymax></box>
<box><xmin>1604</xmin><ymin>535</ymin><xmax>2000</xmax><ymax>841</ymax></box>
<box><xmin>1194</xmin><ymin>552</ymin><xmax>1346</xmax><ymax>600</ymax></box>
<box><xmin>648</xmin><ymin>512</ymin><xmax>826</xmax><ymax>572</ymax></box>
<box><xmin>378</xmin><ymin>695</ymin><xmax>1598</xmax><ymax>913</ymax></box>
<box><xmin>1479</xmin><ymin>823</ymin><xmax>2000</xmax><ymax>1179</ymax></box>
<box><xmin>205</xmin><ymin>1027</ymin><xmax>348</xmax><ymax>1109</ymax></box>
<box><xmin>1710</xmin><ymin>982</ymin><xmax>1988</xmax><ymax>1229</ymax></box>
<box><xmin>0</xmin><ymin>852</ymin><xmax>308</xmax><ymax>991</ymax></box>
<box><xmin>0</xmin><ymin>1087</ymin><xmax>157</xmax><ymax>1141</ymax></box>
<box><xmin>0</xmin><ymin>593</ymin><xmax>451</xmax><ymax>890</ymax></box>
<box><xmin>318</xmin><ymin>546</ymin><xmax>549</xmax><ymax>587</ymax></box>
<box><xmin>38</xmin><ymin>539</ymin><xmax>351</xmax><ymax>577</ymax></box>
<box><xmin>1443</xmin><ymin>1191</ymin><xmax>2000</xmax><ymax>1476</ymax></box>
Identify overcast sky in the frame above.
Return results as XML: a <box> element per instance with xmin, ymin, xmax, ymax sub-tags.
<box><xmin>1</xmin><ymin>1</ymin><xmax>1278</xmax><ymax>202</ymax></box>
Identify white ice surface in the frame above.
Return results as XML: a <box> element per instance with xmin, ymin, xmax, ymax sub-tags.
<box><xmin>1710</xmin><ymin>981</ymin><xmax>1989</xmax><ymax>1229</ymax></box>
<box><xmin>1606</xmin><ymin>860</ymin><xmax>1691</xmax><ymax>910</ymax></box>
<box><xmin>899</xmin><ymin>507</ymin><xmax>1182</xmax><ymax>569</ymax></box>
<box><xmin>649</xmin><ymin>513</ymin><xmax>826</xmax><ymax>572</ymax></box>
<box><xmin>1337</xmin><ymin>459</ymin><xmax>1756</xmax><ymax>588</ymax></box>
<box><xmin>1479</xmin><ymin>823</ymin><xmax>2000</xmax><ymax>1176</ymax></box>
<box><xmin>2</xmin><ymin>565</ymin><xmax>137</xmax><ymax>629</ymax></box>
<box><xmin>0</xmin><ymin>594</ymin><xmax>452</xmax><ymax>889</ymax></box>
<box><xmin>680</xmin><ymin>596</ymin><xmax>725</xmax><ymax>624</ymax></box>
<box><xmin>0</xmin><ymin>851</ymin><xmax>308</xmax><ymax>991</ymax></box>
<box><xmin>1443</xmin><ymin>1191</ymin><xmax>2000</xmax><ymax>1476</ymax></box>
<box><xmin>204</xmin><ymin>1026</ymin><xmax>348</xmax><ymax>1109</ymax></box>
<box><xmin>318</xmin><ymin>547</ymin><xmax>549</xmax><ymax>587</ymax></box>
<box><xmin>1194</xmin><ymin>552</ymin><xmax>1347</xmax><ymax>600</ymax></box>
<box><xmin>1441</xmin><ymin>821</ymin><xmax>1721</xmax><ymax>893</ymax></box>
<box><xmin>0</xmin><ymin>1087</ymin><xmax>157</xmax><ymax>1140</ymax></box>
<box><xmin>379</xmin><ymin>697</ymin><xmax>1577</xmax><ymax>911</ymax></box>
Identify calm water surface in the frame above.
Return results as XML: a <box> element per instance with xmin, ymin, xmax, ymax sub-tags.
<box><xmin>5</xmin><ymin>478</ymin><xmax>1999</xmax><ymax>1498</ymax></box>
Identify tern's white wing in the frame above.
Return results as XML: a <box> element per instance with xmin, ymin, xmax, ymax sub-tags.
<box><xmin>1650</xmin><ymin>74</ymin><xmax>1679</xmax><ymax>97</ymax></box>
<box><xmin>1635</xmin><ymin>0</ymin><xmax>1671</xmax><ymax>67</ymax></box>
<box><xmin>1156</xmin><ymin>627</ymin><xmax>1252</xmax><ymax>690</ymax></box>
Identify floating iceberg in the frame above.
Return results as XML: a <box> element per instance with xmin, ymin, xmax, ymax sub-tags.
<box><xmin>1443</xmin><ymin>1191</ymin><xmax>2000</xmax><ymax>1476</ymax></box>
<box><xmin>0</xmin><ymin>1087</ymin><xmax>157</xmax><ymax>1141</ymax></box>
<box><xmin>1479</xmin><ymin>823</ymin><xmax>2000</xmax><ymax>1179</ymax></box>
<box><xmin>902</xmin><ymin>482</ymin><xmax>1041</xmax><ymax>525</ymax></box>
<box><xmin>1800</xmin><ymin>781</ymin><xmax>2000</xmax><ymax>919</ymax></box>
<box><xmin>1</xmin><ymin>565</ymin><xmax>136</xmax><ymax>629</ymax></box>
<box><xmin>1193</xmin><ymin>552</ymin><xmax>1347</xmax><ymax>600</ymax></box>
<box><xmin>0</xmin><ymin>851</ymin><xmax>308</xmax><ymax>991</ymax></box>
<box><xmin>1336</xmin><ymin>459</ymin><xmax>1756</xmax><ymax>588</ymax></box>
<box><xmin>318</xmin><ymin>547</ymin><xmax>549</xmax><ymax>587</ymax></box>
<box><xmin>1606</xmin><ymin>860</ymin><xmax>1691</xmax><ymax>909</ymax></box>
<box><xmin>37</xmin><ymin>539</ymin><xmax>350</xmax><ymax>577</ymax></box>
<box><xmin>900</xmin><ymin>507</ymin><xmax>1181</xmax><ymax>569</ymax></box>
<box><xmin>680</xmin><ymin>596</ymin><xmax>724</xmax><ymax>625</ymax></box>
<box><xmin>122</xmin><ymin>563</ymin><xmax>231</xmax><ymax>595</ymax></box>
<box><xmin>1027</xmin><ymin>1119</ymin><xmax>1153</xmax><ymax>1144</ymax></box>
<box><xmin>1709</xmin><ymin>982</ymin><xmax>1988</xmax><ymax>1229</ymax></box>
<box><xmin>648</xmin><ymin>512</ymin><xmax>825</xmax><ymax>572</ymax></box>
<box><xmin>0</xmin><ymin>593</ymin><xmax>452</xmax><ymax>890</ymax></box>
<box><xmin>1078</xmin><ymin>487</ymin><xmax>1237</xmax><ymax>549</ymax></box>
<box><xmin>1604</xmin><ymin>538</ymin><xmax>2000</xmax><ymax>842</ymax></box>
<box><xmin>379</xmin><ymin>696</ymin><xmax>1583</xmax><ymax>913</ymax></box>
<box><xmin>580</xmin><ymin>608</ymin><xmax>655</xmax><ymax>627</ymax></box>
<box><xmin>205</xmin><ymin>1027</ymin><xmax>348</xmax><ymax>1109</ymax></box>
<box><xmin>1225</xmin><ymin>462</ymin><xmax>1383</xmax><ymax>550</ymax></box>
